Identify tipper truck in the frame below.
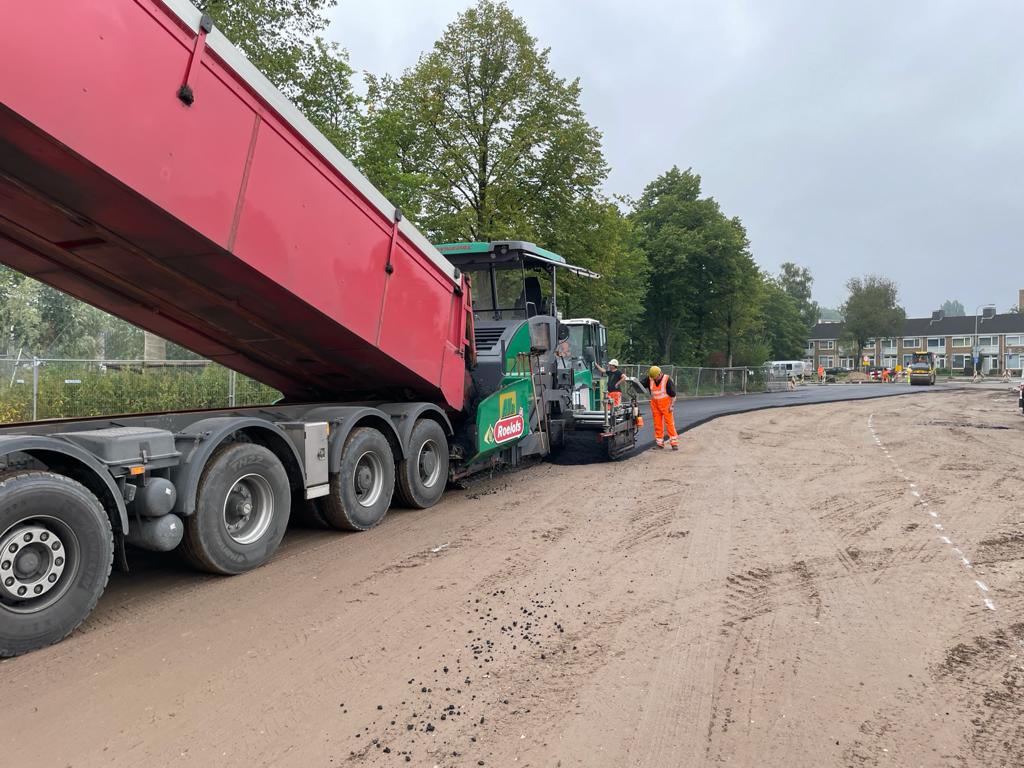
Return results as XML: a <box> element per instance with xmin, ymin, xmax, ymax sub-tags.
<box><xmin>0</xmin><ymin>0</ymin><xmax>640</xmax><ymax>655</ymax></box>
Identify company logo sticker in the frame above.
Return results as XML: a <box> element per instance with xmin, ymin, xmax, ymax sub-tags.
<box><xmin>493</xmin><ymin>411</ymin><xmax>525</xmax><ymax>444</ymax></box>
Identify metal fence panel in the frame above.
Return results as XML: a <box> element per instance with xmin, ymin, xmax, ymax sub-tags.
<box><xmin>621</xmin><ymin>364</ymin><xmax>780</xmax><ymax>399</ymax></box>
<box><xmin>0</xmin><ymin>358</ymin><xmax>281</xmax><ymax>423</ymax></box>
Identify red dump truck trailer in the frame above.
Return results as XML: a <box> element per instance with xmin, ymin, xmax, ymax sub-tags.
<box><xmin>0</xmin><ymin>0</ymin><xmax>640</xmax><ymax>656</ymax></box>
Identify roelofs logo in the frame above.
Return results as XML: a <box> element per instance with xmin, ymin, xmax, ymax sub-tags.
<box><xmin>493</xmin><ymin>412</ymin><xmax>525</xmax><ymax>444</ymax></box>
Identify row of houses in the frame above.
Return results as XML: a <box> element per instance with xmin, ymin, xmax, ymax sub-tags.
<box><xmin>807</xmin><ymin>292</ymin><xmax>1024</xmax><ymax>374</ymax></box>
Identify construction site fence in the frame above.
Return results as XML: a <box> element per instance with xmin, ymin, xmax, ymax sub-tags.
<box><xmin>0</xmin><ymin>358</ymin><xmax>280</xmax><ymax>424</ymax></box>
<box><xmin>0</xmin><ymin>358</ymin><xmax>791</xmax><ymax>425</ymax></box>
<box><xmin>619</xmin><ymin>365</ymin><xmax>789</xmax><ymax>398</ymax></box>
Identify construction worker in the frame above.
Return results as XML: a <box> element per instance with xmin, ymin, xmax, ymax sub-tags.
<box><xmin>647</xmin><ymin>365</ymin><xmax>679</xmax><ymax>450</ymax></box>
<box><xmin>595</xmin><ymin>358</ymin><xmax>624</xmax><ymax>406</ymax></box>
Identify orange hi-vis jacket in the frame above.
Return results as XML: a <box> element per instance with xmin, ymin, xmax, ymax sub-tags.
<box><xmin>649</xmin><ymin>375</ymin><xmax>671</xmax><ymax>400</ymax></box>
<box><xmin>648</xmin><ymin>375</ymin><xmax>678</xmax><ymax>446</ymax></box>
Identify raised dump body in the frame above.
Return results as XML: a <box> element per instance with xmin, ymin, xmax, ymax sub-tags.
<box><xmin>0</xmin><ymin>0</ymin><xmax>468</xmax><ymax>410</ymax></box>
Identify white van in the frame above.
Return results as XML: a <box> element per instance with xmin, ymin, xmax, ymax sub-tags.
<box><xmin>767</xmin><ymin>360</ymin><xmax>810</xmax><ymax>379</ymax></box>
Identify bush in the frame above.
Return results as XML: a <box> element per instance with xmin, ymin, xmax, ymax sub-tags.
<box><xmin>0</xmin><ymin>362</ymin><xmax>280</xmax><ymax>423</ymax></box>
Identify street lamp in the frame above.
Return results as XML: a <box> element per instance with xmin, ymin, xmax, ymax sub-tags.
<box><xmin>974</xmin><ymin>304</ymin><xmax>996</xmax><ymax>375</ymax></box>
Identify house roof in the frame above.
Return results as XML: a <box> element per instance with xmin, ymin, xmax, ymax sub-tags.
<box><xmin>809</xmin><ymin>313</ymin><xmax>1024</xmax><ymax>340</ymax></box>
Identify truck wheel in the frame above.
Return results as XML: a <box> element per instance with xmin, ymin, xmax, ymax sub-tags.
<box><xmin>396</xmin><ymin>419</ymin><xmax>449</xmax><ymax>509</ymax></box>
<box><xmin>181</xmin><ymin>443</ymin><xmax>290</xmax><ymax>575</ymax></box>
<box><xmin>0</xmin><ymin>471</ymin><xmax>112</xmax><ymax>657</ymax></box>
<box><xmin>318</xmin><ymin>428</ymin><xmax>395</xmax><ymax>531</ymax></box>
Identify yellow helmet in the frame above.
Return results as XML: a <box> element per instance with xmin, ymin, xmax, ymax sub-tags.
<box><xmin>649</xmin><ymin>365</ymin><xmax>662</xmax><ymax>379</ymax></box>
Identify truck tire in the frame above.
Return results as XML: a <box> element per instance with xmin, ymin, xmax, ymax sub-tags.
<box><xmin>395</xmin><ymin>419</ymin><xmax>449</xmax><ymax>509</ymax></box>
<box><xmin>318</xmin><ymin>428</ymin><xmax>395</xmax><ymax>531</ymax></box>
<box><xmin>181</xmin><ymin>443</ymin><xmax>290</xmax><ymax>575</ymax></box>
<box><xmin>0</xmin><ymin>471</ymin><xmax>112</xmax><ymax>657</ymax></box>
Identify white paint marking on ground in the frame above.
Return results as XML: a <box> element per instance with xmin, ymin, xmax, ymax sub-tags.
<box><xmin>430</xmin><ymin>543</ymin><xmax>450</xmax><ymax>553</ymax></box>
<box><xmin>929</xmin><ymin>511</ymin><xmax>938</xmax><ymax>518</ymax></box>
<box><xmin>869</xmin><ymin>412</ymin><xmax>992</xmax><ymax>609</ymax></box>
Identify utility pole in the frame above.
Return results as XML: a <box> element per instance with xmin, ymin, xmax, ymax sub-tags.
<box><xmin>974</xmin><ymin>304</ymin><xmax>996</xmax><ymax>375</ymax></box>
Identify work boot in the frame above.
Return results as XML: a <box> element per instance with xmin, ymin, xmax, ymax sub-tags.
<box><xmin>671</xmin><ymin>444</ymin><xmax>679</xmax><ymax>451</ymax></box>
<box><xmin>655</xmin><ymin>443</ymin><xmax>665</xmax><ymax>449</ymax></box>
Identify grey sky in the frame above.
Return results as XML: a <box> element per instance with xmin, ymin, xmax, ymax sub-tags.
<box><xmin>327</xmin><ymin>0</ymin><xmax>1023</xmax><ymax>317</ymax></box>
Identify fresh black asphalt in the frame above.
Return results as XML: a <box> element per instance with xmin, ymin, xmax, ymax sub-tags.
<box><xmin>551</xmin><ymin>381</ymin><xmax>956</xmax><ymax>464</ymax></box>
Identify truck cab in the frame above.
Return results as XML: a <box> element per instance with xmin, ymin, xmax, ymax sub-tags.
<box><xmin>562</xmin><ymin>318</ymin><xmax>609</xmax><ymax>410</ymax></box>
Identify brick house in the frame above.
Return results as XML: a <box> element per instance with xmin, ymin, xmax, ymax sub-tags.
<box><xmin>807</xmin><ymin>295</ymin><xmax>1024</xmax><ymax>375</ymax></box>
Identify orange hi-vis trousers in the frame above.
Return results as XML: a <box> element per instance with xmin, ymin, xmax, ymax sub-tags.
<box><xmin>650</xmin><ymin>397</ymin><xmax>678</xmax><ymax>447</ymax></box>
<box><xmin>608</xmin><ymin>391</ymin><xmax>622</xmax><ymax>406</ymax></box>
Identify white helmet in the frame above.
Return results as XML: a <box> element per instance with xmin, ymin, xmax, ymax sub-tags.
<box><xmin>608</xmin><ymin>359</ymin><xmax>619</xmax><ymax>367</ymax></box>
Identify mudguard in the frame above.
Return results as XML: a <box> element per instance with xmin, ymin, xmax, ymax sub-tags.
<box><xmin>0</xmin><ymin>434</ymin><xmax>129</xmax><ymax>533</ymax></box>
<box><xmin>171</xmin><ymin>417</ymin><xmax>304</xmax><ymax>517</ymax></box>
<box><xmin>297</xmin><ymin>406</ymin><xmax>408</xmax><ymax>472</ymax></box>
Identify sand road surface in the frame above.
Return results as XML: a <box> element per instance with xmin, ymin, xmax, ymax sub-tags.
<box><xmin>2</xmin><ymin>389</ymin><xmax>1022</xmax><ymax>767</ymax></box>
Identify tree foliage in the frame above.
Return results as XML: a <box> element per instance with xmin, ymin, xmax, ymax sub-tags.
<box><xmin>758</xmin><ymin>278</ymin><xmax>808</xmax><ymax>360</ymax></box>
<box><xmin>360</xmin><ymin>0</ymin><xmax>605</xmax><ymax>243</ymax></box>
<box><xmin>631</xmin><ymin>167</ymin><xmax>757</xmax><ymax>364</ymax></box>
<box><xmin>940</xmin><ymin>299</ymin><xmax>966</xmax><ymax>317</ymax></box>
<box><xmin>779</xmin><ymin>262</ymin><xmax>820</xmax><ymax>331</ymax></box>
<box><xmin>840</xmin><ymin>276</ymin><xmax>906</xmax><ymax>368</ymax></box>
<box><xmin>199</xmin><ymin>0</ymin><xmax>359</xmax><ymax>154</ymax></box>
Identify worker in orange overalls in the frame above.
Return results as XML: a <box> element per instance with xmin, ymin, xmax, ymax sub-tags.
<box><xmin>647</xmin><ymin>365</ymin><xmax>679</xmax><ymax>450</ymax></box>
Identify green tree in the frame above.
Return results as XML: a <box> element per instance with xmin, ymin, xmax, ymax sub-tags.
<box><xmin>715</xmin><ymin>220</ymin><xmax>761</xmax><ymax>367</ymax></box>
<box><xmin>778</xmin><ymin>262</ymin><xmax>820</xmax><ymax>331</ymax></box>
<box><xmin>632</xmin><ymin>167</ymin><xmax>754</xmax><ymax>364</ymax></box>
<box><xmin>940</xmin><ymin>299</ymin><xmax>966</xmax><ymax>317</ymax></box>
<box><xmin>0</xmin><ymin>266</ymin><xmax>42</xmax><ymax>356</ymax></box>
<box><xmin>549</xmin><ymin>199</ymin><xmax>649</xmax><ymax>357</ymax></box>
<box><xmin>199</xmin><ymin>0</ymin><xmax>359</xmax><ymax>154</ymax></box>
<box><xmin>759</xmin><ymin>278</ymin><xmax>808</xmax><ymax>360</ymax></box>
<box><xmin>840</xmin><ymin>276</ymin><xmax>906</xmax><ymax>369</ymax></box>
<box><xmin>359</xmin><ymin>0</ymin><xmax>606</xmax><ymax>242</ymax></box>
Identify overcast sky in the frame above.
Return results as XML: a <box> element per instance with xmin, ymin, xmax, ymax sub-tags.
<box><xmin>327</xmin><ymin>0</ymin><xmax>1022</xmax><ymax>317</ymax></box>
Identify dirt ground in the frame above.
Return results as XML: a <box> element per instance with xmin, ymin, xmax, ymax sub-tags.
<box><xmin>3</xmin><ymin>389</ymin><xmax>1023</xmax><ymax>768</ymax></box>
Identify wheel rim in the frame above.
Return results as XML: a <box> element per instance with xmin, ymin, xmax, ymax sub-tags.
<box><xmin>353</xmin><ymin>450</ymin><xmax>385</xmax><ymax>508</ymax></box>
<box><xmin>222</xmin><ymin>473</ymin><xmax>274</xmax><ymax>545</ymax></box>
<box><xmin>417</xmin><ymin>439</ymin><xmax>442</xmax><ymax>489</ymax></box>
<box><xmin>0</xmin><ymin>516</ymin><xmax>78</xmax><ymax>614</ymax></box>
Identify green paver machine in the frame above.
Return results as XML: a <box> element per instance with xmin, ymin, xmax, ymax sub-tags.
<box><xmin>437</xmin><ymin>241</ymin><xmax>642</xmax><ymax>466</ymax></box>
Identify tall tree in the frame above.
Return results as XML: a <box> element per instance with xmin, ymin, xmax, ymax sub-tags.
<box><xmin>199</xmin><ymin>0</ymin><xmax>359</xmax><ymax>154</ymax></box>
<box><xmin>359</xmin><ymin>0</ymin><xmax>606</xmax><ymax>242</ymax></box>
<box><xmin>545</xmin><ymin>199</ymin><xmax>649</xmax><ymax>357</ymax></box>
<box><xmin>759</xmin><ymin>279</ymin><xmax>808</xmax><ymax>360</ymax></box>
<box><xmin>940</xmin><ymin>299</ymin><xmax>966</xmax><ymax>317</ymax></box>
<box><xmin>778</xmin><ymin>262</ymin><xmax>820</xmax><ymax>331</ymax></box>
<box><xmin>632</xmin><ymin>167</ymin><xmax>754</xmax><ymax>364</ymax></box>
<box><xmin>716</xmin><ymin>219</ymin><xmax>761</xmax><ymax>367</ymax></box>
<box><xmin>840</xmin><ymin>276</ymin><xmax>906</xmax><ymax>369</ymax></box>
